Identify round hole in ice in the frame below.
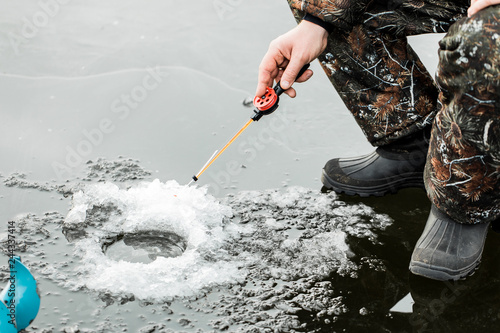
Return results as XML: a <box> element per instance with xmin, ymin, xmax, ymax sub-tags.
<box><xmin>102</xmin><ymin>230</ymin><xmax>187</xmax><ymax>264</ymax></box>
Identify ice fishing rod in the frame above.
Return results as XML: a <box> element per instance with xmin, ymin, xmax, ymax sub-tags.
<box><xmin>188</xmin><ymin>63</ymin><xmax>310</xmax><ymax>185</ymax></box>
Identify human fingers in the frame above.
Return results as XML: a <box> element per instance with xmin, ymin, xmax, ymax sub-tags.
<box><xmin>279</xmin><ymin>57</ymin><xmax>309</xmax><ymax>90</ymax></box>
<box><xmin>257</xmin><ymin>68</ymin><xmax>299</xmax><ymax>98</ymax></box>
<box><xmin>294</xmin><ymin>69</ymin><xmax>313</xmax><ymax>83</ymax></box>
<box><xmin>283</xmin><ymin>87</ymin><xmax>297</xmax><ymax>98</ymax></box>
<box><xmin>272</xmin><ymin>68</ymin><xmax>311</xmax><ymax>97</ymax></box>
<box><xmin>255</xmin><ymin>49</ymin><xmax>289</xmax><ymax>97</ymax></box>
<box><xmin>468</xmin><ymin>0</ymin><xmax>499</xmax><ymax>16</ymax></box>
<box><xmin>275</xmin><ymin>69</ymin><xmax>312</xmax><ymax>98</ymax></box>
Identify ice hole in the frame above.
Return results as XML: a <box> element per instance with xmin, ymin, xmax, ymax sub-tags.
<box><xmin>102</xmin><ymin>230</ymin><xmax>187</xmax><ymax>264</ymax></box>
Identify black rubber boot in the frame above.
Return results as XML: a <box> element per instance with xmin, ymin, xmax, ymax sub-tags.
<box><xmin>410</xmin><ymin>205</ymin><xmax>490</xmax><ymax>281</ymax></box>
<box><xmin>321</xmin><ymin>128</ymin><xmax>430</xmax><ymax>196</ymax></box>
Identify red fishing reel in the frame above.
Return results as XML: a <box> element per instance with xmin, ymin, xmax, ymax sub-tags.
<box><xmin>188</xmin><ymin>63</ymin><xmax>311</xmax><ymax>185</ymax></box>
<box><xmin>251</xmin><ymin>63</ymin><xmax>310</xmax><ymax>121</ymax></box>
<box><xmin>252</xmin><ymin>87</ymin><xmax>279</xmax><ymax>121</ymax></box>
<box><xmin>253</xmin><ymin>87</ymin><xmax>278</xmax><ymax>112</ymax></box>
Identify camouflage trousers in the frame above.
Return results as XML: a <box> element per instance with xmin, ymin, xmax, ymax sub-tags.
<box><xmin>287</xmin><ymin>1</ymin><xmax>500</xmax><ymax>224</ymax></box>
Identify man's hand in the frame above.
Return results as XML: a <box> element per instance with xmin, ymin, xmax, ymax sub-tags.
<box><xmin>256</xmin><ymin>20</ymin><xmax>329</xmax><ymax>98</ymax></box>
<box><xmin>468</xmin><ymin>0</ymin><xmax>500</xmax><ymax>16</ymax></box>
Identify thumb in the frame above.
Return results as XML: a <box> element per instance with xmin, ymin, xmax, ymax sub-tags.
<box><xmin>280</xmin><ymin>58</ymin><xmax>305</xmax><ymax>90</ymax></box>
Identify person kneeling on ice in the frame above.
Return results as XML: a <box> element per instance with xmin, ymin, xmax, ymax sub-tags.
<box><xmin>255</xmin><ymin>0</ymin><xmax>500</xmax><ymax>281</ymax></box>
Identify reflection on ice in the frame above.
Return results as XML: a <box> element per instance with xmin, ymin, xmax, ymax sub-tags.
<box><xmin>390</xmin><ymin>293</ymin><xmax>415</xmax><ymax>313</ymax></box>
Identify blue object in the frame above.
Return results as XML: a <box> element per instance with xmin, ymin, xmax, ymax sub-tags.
<box><xmin>0</xmin><ymin>256</ymin><xmax>40</xmax><ymax>332</ymax></box>
<box><xmin>0</xmin><ymin>303</ymin><xmax>17</xmax><ymax>333</ymax></box>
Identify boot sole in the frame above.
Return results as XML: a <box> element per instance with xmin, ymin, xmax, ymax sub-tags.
<box><xmin>321</xmin><ymin>169</ymin><xmax>425</xmax><ymax>197</ymax></box>
<box><xmin>409</xmin><ymin>258</ymin><xmax>482</xmax><ymax>281</ymax></box>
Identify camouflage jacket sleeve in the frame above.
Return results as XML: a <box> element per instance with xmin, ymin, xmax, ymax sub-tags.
<box><xmin>286</xmin><ymin>0</ymin><xmax>369</xmax><ymax>30</ymax></box>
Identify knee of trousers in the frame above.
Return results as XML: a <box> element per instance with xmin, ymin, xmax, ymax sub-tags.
<box><xmin>436</xmin><ymin>5</ymin><xmax>500</xmax><ymax>96</ymax></box>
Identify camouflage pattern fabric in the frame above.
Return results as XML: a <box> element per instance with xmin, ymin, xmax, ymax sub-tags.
<box><xmin>426</xmin><ymin>7</ymin><xmax>500</xmax><ymax>224</ymax></box>
<box><xmin>286</xmin><ymin>1</ymin><xmax>500</xmax><ymax>224</ymax></box>
<box><xmin>287</xmin><ymin>0</ymin><xmax>469</xmax><ymax>35</ymax></box>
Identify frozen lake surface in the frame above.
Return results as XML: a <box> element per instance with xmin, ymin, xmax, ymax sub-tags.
<box><xmin>1</xmin><ymin>0</ymin><xmax>500</xmax><ymax>332</ymax></box>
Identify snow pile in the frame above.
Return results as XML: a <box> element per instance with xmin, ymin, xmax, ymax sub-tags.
<box><xmin>63</xmin><ymin>182</ymin><xmax>391</xmax><ymax>301</ymax></box>
<box><xmin>64</xmin><ymin>179</ymin><xmax>243</xmax><ymax>299</ymax></box>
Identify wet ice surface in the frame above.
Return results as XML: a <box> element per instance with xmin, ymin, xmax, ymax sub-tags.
<box><xmin>2</xmin><ymin>0</ymin><xmax>500</xmax><ymax>332</ymax></box>
<box><xmin>3</xmin><ymin>162</ymin><xmax>394</xmax><ymax>331</ymax></box>
<box><xmin>4</xmin><ymin>171</ymin><xmax>499</xmax><ymax>333</ymax></box>
<box><xmin>6</xmin><ymin>162</ymin><xmax>499</xmax><ymax>332</ymax></box>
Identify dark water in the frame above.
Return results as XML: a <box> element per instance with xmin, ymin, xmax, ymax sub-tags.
<box><xmin>1</xmin><ymin>1</ymin><xmax>499</xmax><ymax>332</ymax></box>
